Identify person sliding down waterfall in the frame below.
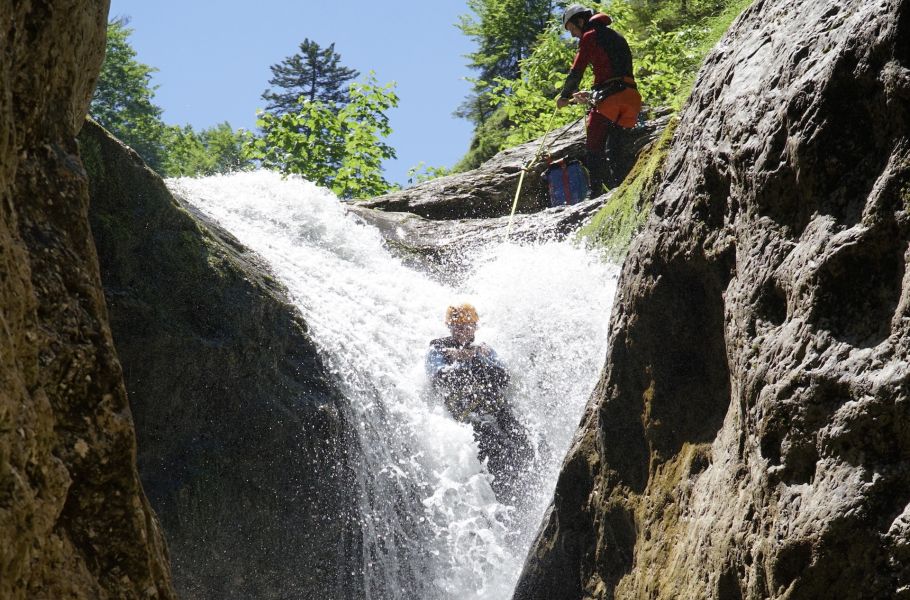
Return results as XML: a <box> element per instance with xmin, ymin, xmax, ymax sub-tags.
<box><xmin>556</xmin><ymin>4</ymin><xmax>642</xmax><ymax>195</ymax></box>
<box><xmin>426</xmin><ymin>304</ymin><xmax>532</xmax><ymax>503</ymax></box>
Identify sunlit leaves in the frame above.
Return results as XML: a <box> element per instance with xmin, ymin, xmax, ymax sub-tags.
<box><xmin>90</xmin><ymin>19</ymin><xmax>168</xmax><ymax>171</ymax></box>
<box><xmin>162</xmin><ymin>123</ymin><xmax>255</xmax><ymax>177</ymax></box>
<box><xmin>248</xmin><ymin>73</ymin><xmax>399</xmax><ymax>199</ymax></box>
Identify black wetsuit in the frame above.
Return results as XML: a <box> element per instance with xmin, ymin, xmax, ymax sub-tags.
<box><xmin>426</xmin><ymin>336</ymin><xmax>532</xmax><ymax>501</ymax></box>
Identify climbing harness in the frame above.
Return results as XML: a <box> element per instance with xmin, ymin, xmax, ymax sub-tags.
<box><xmin>504</xmin><ymin>105</ymin><xmax>587</xmax><ymax>238</ymax></box>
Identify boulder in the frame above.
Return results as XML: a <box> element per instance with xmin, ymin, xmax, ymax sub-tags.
<box><xmin>79</xmin><ymin>120</ymin><xmax>364</xmax><ymax>599</ymax></box>
<box><xmin>362</xmin><ymin>113</ymin><xmax>671</xmax><ymax>219</ymax></box>
<box><xmin>514</xmin><ymin>0</ymin><xmax>910</xmax><ymax>598</ymax></box>
<box><xmin>346</xmin><ymin>197</ymin><xmax>606</xmax><ymax>281</ymax></box>
<box><xmin>0</xmin><ymin>3</ymin><xmax>175</xmax><ymax>599</ymax></box>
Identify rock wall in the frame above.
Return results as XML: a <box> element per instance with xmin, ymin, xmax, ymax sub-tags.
<box><xmin>514</xmin><ymin>0</ymin><xmax>910</xmax><ymax>598</ymax></box>
<box><xmin>79</xmin><ymin>120</ymin><xmax>363</xmax><ymax>599</ymax></box>
<box><xmin>0</xmin><ymin>3</ymin><xmax>175</xmax><ymax>599</ymax></box>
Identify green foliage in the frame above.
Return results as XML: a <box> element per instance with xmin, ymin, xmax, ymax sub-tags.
<box><xmin>458</xmin><ymin>0</ymin><xmax>555</xmax><ymax>82</ymax></box>
<box><xmin>250</xmin><ymin>101</ymin><xmax>343</xmax><ymax>185</ymax></box>
<box><xmin>489</xmin><ymin>1</ymin><xmax>704</xmax><ymax>148</ymax></box>
<box><xmin>491</xmin><ymin>21</ymin><xmax>591</xmax><ymax>149</ymax></box>
<box><xmin>456</xmin><ymin>0</ymin><xmax>752</xmax><ymax>164</ymax></box>
<box><xmin>456</xmin><ymin>0</ymin><xmax>556</xmax><ymax>126</ymax></box>
<box><xmin>575</xmin><ymin>0</ymin><xmax>755</xmax><ymax>255</ymax></box>
<box><xmin>90</xmin><ymin>19</ymin><xmax>168</xmax><ymax>171</ymax></box>
<box><xmin>631</xmin><ymin>24</ymin><xmax>705</xmax><ymax>109</ymax></box>
<box><xmin>666</xmin><ymin>0</ymin><xmax>756</xmax><ymax>107</ymax></box>
<box><xmin>248</xmin><ymin>73</ymin><xmax>399</xmax><ymax>199</ymax></box>
<box><xmin>407</xmin><ymin>162</ymin><xmax>452</xmax><ymax>186</ymax></box>
<box><xmin>629</xmin><ymin>0</ymin><xmax>733</xmax><ymax>30</ymax></box>
<box><xmin>262</xmin><ymin>39</ymin><xmax>360</xmax><ymax>114</ymax></box>
<box><xmin>162</xmin><ymin>123</ymin><xmax>255</xmax><ymax>177</ymax></box>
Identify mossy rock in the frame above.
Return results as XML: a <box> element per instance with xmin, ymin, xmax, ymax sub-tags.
<box><xmin>578</xmin><ymin>117</ymin><xmax>679</xmax><ymax>258</ymax></box>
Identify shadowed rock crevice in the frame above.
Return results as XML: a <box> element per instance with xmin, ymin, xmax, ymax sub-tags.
<box><xmin>897</xmin><ymin>1</ymin><xmax>910</xmax><ymax>64</ymax></box>
<box><xmin>601</xmin><ymin>256</ymin><xmax>733</xmax><ymax>479</ymax></box>
<box><xmin>716</xmin><ymin>562</ymin><xmax>744</xmax><ymax>600</ymax></box>
<box><xmin>769</xmin><ymin>539</ymin><xmax>812</xmax><ymax>593</ymax></box>
<box><xmin>811</xmin><ymin>221</ymin><xmax>906</xmax><ymax>347</ymax></box>
<box><xmin>1</xmin><ymin>2</ymin><xmax>176</xmax><ymax>598</ymax></box>
<box><xmin>755</xmin><ymin>276</ymin><xmax>788</xmax><ymax>329</ymax></box>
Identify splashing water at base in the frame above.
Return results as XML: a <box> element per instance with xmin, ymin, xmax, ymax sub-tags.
<box><xmin>169</xmin><ymin>171</ymin><xmax>618</xmax><ymax>599</ymax></box>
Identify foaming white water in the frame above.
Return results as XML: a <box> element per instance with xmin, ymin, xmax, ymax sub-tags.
<box><xmin>168</xmin><ymin>171</ymin><xmax>618</xmax><ymax>599</ymax></box>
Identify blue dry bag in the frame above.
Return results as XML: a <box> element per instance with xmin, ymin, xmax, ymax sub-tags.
<box><xmin>544</xmin><ymin>158</ymin><xmax>589</xmax><ymax>207</ymax></box>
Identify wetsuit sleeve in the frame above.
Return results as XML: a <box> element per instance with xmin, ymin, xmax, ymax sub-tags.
<box><xmin>426</xmin><ymin>346</ymin><xmax>448</xmax><ymax>379</ymax></box>
<box><xmin>475</xmin><ymin>346</ymin><xmax>509</xmax><ymax>387</ymax></box>
<box><xmin>560</xmin><ymin>34</ymin><xmax>594</xmax><ymax>99</ymax></box>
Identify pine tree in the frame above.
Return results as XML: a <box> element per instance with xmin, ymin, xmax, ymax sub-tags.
<box><xmin>261</xmin><ymin>39</ymin><xmax>360</xmax><ymax>114</ymax></box>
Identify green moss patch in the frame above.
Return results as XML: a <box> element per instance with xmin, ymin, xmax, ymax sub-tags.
<box><xmin>578</xmin><ymin>117</ymin><xmax>679</xmax><ymax>258</ymax></box>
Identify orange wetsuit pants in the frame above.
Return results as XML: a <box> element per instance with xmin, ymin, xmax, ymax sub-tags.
<box><xmin>594</xmin><ymin>85</ymin><xmax>642</xmax><ymax>129</ymax></box>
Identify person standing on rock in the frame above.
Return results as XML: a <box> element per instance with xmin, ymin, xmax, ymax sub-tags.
<box><xmin>426</xmin><ymin>303</ymin><xmax>532</xmax><ymax>503</ymax></box>
<box><xmin>556</xmin><ymin>3</ymin><xmax>642</xmax><ymax>195</ymax></box>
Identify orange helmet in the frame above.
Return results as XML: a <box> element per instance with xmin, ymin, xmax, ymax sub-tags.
<box><xmin>445</xmin><ymin>303</ymin><xmax>479</xmax><ymax>326</ymax></box>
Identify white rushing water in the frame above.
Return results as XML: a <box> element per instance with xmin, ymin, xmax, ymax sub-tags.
<box><xmin>169</xmin><ymin>171</ymin><xmax>618</xmax><ymax>599</ymax></box>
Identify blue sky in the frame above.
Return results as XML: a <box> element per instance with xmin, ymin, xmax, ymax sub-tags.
<box><xmin>109</xmin><ymin>0</ymin><xmax>477</xmax><ymax>185</ymax></box>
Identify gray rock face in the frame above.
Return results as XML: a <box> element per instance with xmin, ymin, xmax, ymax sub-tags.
<box><xmin>514</xmin><ymin>0</ymin><xmax>910</xmax><ymax>599</ymax></box>
<box><xmin>347</xmin><ymin>198</ymin><xmax>606</xmax><ymax>282</ymax></box>
<box><xmin>0</xmin><ymin>4</ymin><xmax>175</xmax><ymax>599</ymax></box>
<box><xmin>79</xmin><ymin>120</ymin><xmax>364</xmax><ymax>599</ymax></box>
<box><xmin>363</xmin><ymin>114</ymin><xmax>670</xmax><ymax>219</ymax></box>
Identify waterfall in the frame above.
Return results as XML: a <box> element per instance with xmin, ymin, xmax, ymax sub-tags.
<box><xmin>169</xmin><ymin>171</ymin><xmax>618</xmax><ymax>599</ymax></box>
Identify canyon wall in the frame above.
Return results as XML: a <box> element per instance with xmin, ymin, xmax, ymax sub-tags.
<box><xmin>0</xmin><ymin>3</ymin><xmax>175</xmax><ymax>598</ymax></box>
<box><xmin>514</xmin><ymin>0</ymin><xmax>910</xmax><ymax>598</ymax></box>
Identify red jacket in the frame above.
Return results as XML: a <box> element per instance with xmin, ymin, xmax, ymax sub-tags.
<box><xmin>560</xmin><ymin>13</ymin><xmax>634</xmax><ymax>99</ymax></box>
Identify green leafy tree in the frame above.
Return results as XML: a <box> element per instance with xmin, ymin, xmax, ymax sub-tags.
<box><xmin>90</xmin><ymin>19</ymin><xmax>168</xmax><ymax>171</ymax></box>
<box><xmin>458</xmin><ymin>0</ymin><xmax>556</xmax><ymax>82</ymax></box>
<box><xmin>262</xmin><ymin>39</ymin><xmax>360</xmax><ymax>115</ymax></box>
<box><xmin>491</xmin><ymin>21</ymin><xmax>585</xmax><ymax>149</ymax></box>
<box><xmin>455</xmin><ymin>0</ymin><xmax>557</xmax><ymax>142</ymax></box>
<box><xmin>162</xmin><ymin>123</ymin><xmax>254</xmax><ymax>177</ymax></box>
<box><xmin>248</xmin><ymin>74</ymin><xmax>399</xmax><ymax>199</ymax></box>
